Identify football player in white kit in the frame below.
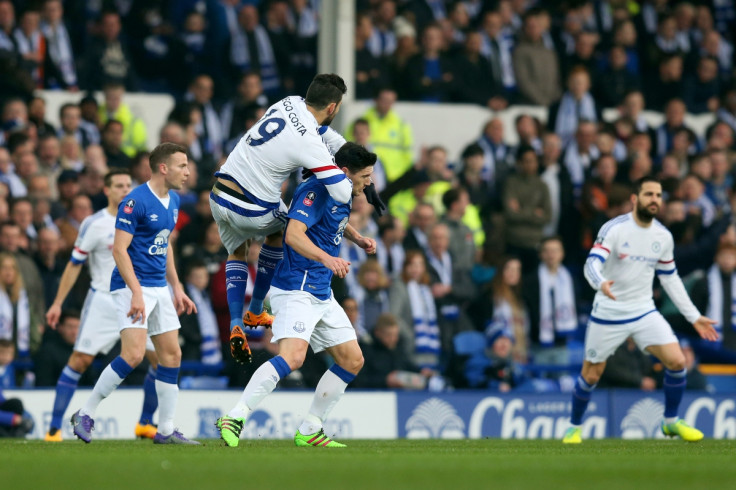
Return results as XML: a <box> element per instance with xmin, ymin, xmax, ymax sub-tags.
<box><xmin>44</xmin><ymin>170</ymin><xmax>159</xmax><ymax>441</ymax></box>
<box><xmin>562</xmin><ymin>176</ymin><xmax>719</xmax><ymax>444</ymax></box>
<box><xmin>210</xmin><ymin>74</ymin><xmax>377</xmax><ymax>364</ymax></box>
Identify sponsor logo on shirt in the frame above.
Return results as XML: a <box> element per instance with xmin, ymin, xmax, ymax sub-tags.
<box><xmin>303</xmin><ymin>191</ymin><xmax>316</xmax><ymax>207</ymax></box>
<box><xmin>123</xmin><ymin>199</ymin><xmax>135</xmax><ymax>214</ymax></box>
<box><xmin>148</xmin><ymin>229</ymin><xmax>171</xmax><ymax>255</ymax></box>
<box><xmin>119</xmin><ymin>218</ymin><xmax>132</xmax><ymax>225</ymax></box>
<box><xmin>297</xmin><ymin>209</ymin><xmax>309</xmax><ymax>217</ymax></box>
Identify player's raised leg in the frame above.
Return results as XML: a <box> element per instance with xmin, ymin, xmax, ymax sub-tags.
<box><xmin>46</xmin><ymin>352</ymin><xmax>93</xmax><ymax>441</ymax></box>
<box><xmin>295</xmin><ymin>340</ymin><xmax>363</xmax><ymax>448</ymax></box>
<box><xmin>563</xmin><ymin>360</ymin><xmax>605</xmax><ymax>444</ymax></box>
<box><xmin>243</xmin><ymin>231</ymin><xmax>283</xmax><ymax>328</ymax></box>
<box><xmin>647</xmin><ymin>343</ymin><xmax>704</xmax><ymax>441</ymax></box>
<box><xmin>73</xmin><ymin>328</ymin><xmax>148</xmax><ymax>443</ymax></box>
<box><xmin>224</xmin><ymin>241</ymin><xmax>253</xmax><ymax>364</ymax></box>
<box><xmin>217</xmin><ymin>338</ymin><xmax>304</xmax><ymax>447</ymax></box>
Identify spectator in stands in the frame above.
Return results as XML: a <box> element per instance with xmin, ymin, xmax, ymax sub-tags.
<box><xmin>689</xmin><ymin>243</ymin><xmax>736</xmax><ymax>364</ymax></box>
<box><xmin>680</xmin><ymin>173</ymin><xmax>716</xmax><ymax>228</ymax></box>
<box><xmin>0</xmin><ymin>220</ymin><xmax>43</xmax><ymax>319</ymax></box>
<box><xmin>440</xmin><ymin>187</ymin><xmax>479</xmax><ymax>282</ymax></box>
<box><xmin>563</xmin><ymin>30</ymin><xmax>598</xmax><ymax>80</ymax></box>
<box><xmin>98</xmin><ymin>81</ymin><xmax>147</xmax><ymax>158</ymax></box>
<box><xmin>403</xmin><ymin>202</ymin><xmax>435</xmax><ymax>253</ymax></box>
<box><xmin>476</xmin><ymin>118</ymin><xmax>512</xmax><ymax>189</ymax></box>
<box><xmin>376</xmin><ymin>215</ymin><xmax>405</xmax><ymax>280</ymax></box>
<box><xmin>33</xmin><ymin>227</ymin><xmax>64</xmax><ymax>310</ymax></box>
<box><xmin>596</xmin><ymin>45</ymin><xmax>640</xmax><ymax>108</ymax></box>
<box><xmin>564</xmin><ymin>120</ymin><xmax>600</xmax><ymax>191</ymax></box>
<box><xmin>503</xmin><ymin>145</ymin><xmax>551</xmax><ymax>273</ymax></box>
<box><xmin>0</xmin><ymin>339</ymin><xmax>16</xmax><ymax>387</ymax></box>
<box><xmin>357</xmin><ymin>313</ymin><xmax>429</xmax><ymax>389</ymax></box>
<box><xmin>388</xmin><ymin>16</ymin><xmax>418</xmax><ymax>85</ymax></box>
<box><xmin>229</xmin><ymin>4</ymin><xmax>281</xmax><ymax>96</ymax></box>
<box><xmin>180</xmin><ymin>261</ymin><xmax>223</xmax><ymax>366</ymax></box>
<box><xmin>389</xmin><ymin>250</ymin><xmax>440</xmax><ymax>370</ymax></box>
<box><xmin>646</xmin><ymin>54</ymin><xmax>685</xmax><ymax>112</ymax></box>
<box><xmin>453</xmin><ymin>31</ymin><xmax>505</xmax><ymax>110</ymax></box>
<box><xmin>220</xmin><ymin>72</ymin><xmax>269</xmax><ymax>145</ymax></box>
<box><xmin>58</xmin><ymin>103</ymin><xmax>99</xmax><ymax>149</ymax></box>
<box><xmin>472</xmin><ymin>256</ymin><xmax>529</xmax><ymax>365</ymax></box>
<box><xmin>403</xmin><ymin>23</ymin><xmax>453</xmax><ymax>103</ymax></box>
<box><xmin>479</xmin><ymin>10</ymin><xmax>515</xmax><ymax>105</ymax></box>
<box><xmin>78</xmin><ymin>94</ymin><xmax>99</xmax><ymax>130</ymax></box>
<box><xmin>368</xmin><ymin>0</ymin><xmax>398</xmax><ymax>59</ymax></box>
<box><xmin>350</xmin><ymin>87</ymin><xmax>413</xmax><ymax>183</ymax></box>
<box><xmin>717</xmin><ymin>85</ymin><xmax>736</xmax><ymax>134</ymax></box>
<box><xmin>28</xmin><ymin>96</ymin><xmax>55</xmax><ymax>138</ymax></box>
<box><xmin>59</xmin><ymin>135</ymin><xmax>82</xmax><ymax>171</ymax></box>
<box><xmin>699</xmin><ymin>29</ymin><xmax>733</xmax><ymax>80</ymax></box>
<box><xmin>340</xmin><ymin>296</ymin><xmax>368</xmax><ymax>342</ymax></box>
<box><xmin>56</xmin><ymin>168</ymin><xmax>80</xmax><ymax>212</ymax></box>
<box><xmin>354</xmin><ymin>259</ymin><xmax>390</xmax><ymax>333</ymax></box>
<box><xmin>655</xmin><ymin>98</ymin><xmax>700</xmax><ymax>160</ymax></box>
<box><xmin>0</xmin><ymin>252</ymin><xmax>43</xmax><ymax>357</ymax></box>
<box><xmin>183</xmin><ymin>74</ymin><xmax>223</xmax><ymax>161</ymax></box>
<box><xmin>12</xmin><ymin>8</ymin><xmax>49</xmax><ymax>90</ymax></box>
<box><xmin>33</xmin><ymin>309</ymin><xmax>90</xmax><ymax>386</ymax></box>
<box><xmin>540</xmin><ymin>133</ymin><xmax>578</xmax><ymax>256</ymax></box>
<box><xmin>548</xmin><ymin>66</ymin><xmax>600</xmax><ymax>148</ymax></box>
<box><xmin>513</xmin><ymin>9</ymin><xmax>561</xmax><ymax>106</ymax></box>
<box><xmin>0</xmin><ymin>0</ymin><xmax>16</xmax><ymax>54</ymax></box>
<box><xmin>82</xmin><ymin>10</ymin><xmax>137</xmax><ymax>91</ymax></box>
<box><xmin>523</xmin><ymin>236</ymin><xmax>578</xmax><ymax>366</ymax></box>
<box><xmin>10</xmin><ymin>197</ymin><xmax>36</xmax><ymax>243</ymax></box>
<box><xmin>99</xmin><ymin>119</ymin><xmax>130</xmax><ymax>170</ymax></box>
<box><xmin>458</xmin><ymin>143</ymin><xmax>493</xmax><ymax>212</ymax></box>
<box><xmin>55</xmin><ymin>194</ymin><xmax>92</xmax><ymax>252</ymax></box>
<box><xmin>706</xmin><ymin>150</ymin><xmax>732</xmax><ymax>210</ymax></box>
<box><xmin>37</xmin><ymin>133</ymin><xmax>62</xmax><ymax>179</ymax></box>
<box><xmin>598</xmin><ymin>337</ymin><xmax>657</xmax><ymax>390</ymax></box>
<box><xmin>0</xmin><ymin>147</ymin><xmax>25</xmax><ymax>198</ymax></box>
<box><xmin>683</xmin><ymin>56</ymin><xmax>721</xmax><ymax>114</ymax></box>
<box><xmin>355</xmin><ymin>11</ymin><xmax>388</xmax><ymax>100</ymax></box>
<box><xmin>40</xmin><ymin>0</ymin><xmax>77</xmax><ymax>90</ymax></box>
<box><xmin>0</xmin><ymin>386</ymin><xmax>34</xmax><ymax>437</ymax></box>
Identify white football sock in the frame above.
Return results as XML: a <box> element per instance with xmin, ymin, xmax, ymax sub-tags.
<box><xmin>228</xmin><ymin>361</ymin><xmax>281</xmax><ymax>419</ymax></box>
<box><xmin>299</xmin><ymin>369</ymin><xmax>348</xmax><ymax>435</ymax></box>
<box><xmin>80</xmin><ymin>365</ymin><xmax>124</xmax><ymax>418</ymax></box>
<box><xmin>155</xmin><ymin>380</ymin><xmax>179</xmax><ymax>436</ymax></box>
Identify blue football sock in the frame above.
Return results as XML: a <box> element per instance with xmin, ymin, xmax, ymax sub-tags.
<box><xmin>248</xmin><ymin>245</ymin><xmax>283</xmax><ymax>315</ymax></box>
<box><xmin>663</xmin><ymin>368</ymin><xmax>687</xmax><ymax>418</ymax></box>
<box><xmin>139</xmin><ymin>366</ymin><xmax>159</xmax><ymax>425</ymax></box>
<box><xmin>571</xmin><ymin>376</ymin><xmax>596</xmax><ymax>425</ymax></box>
<box><xmin>226</xmin><ymin>260</ymin><xmax>248</xmax><ymax>330</ymax></box>
<box><xmin>51</xmin><ymin>365</ymin><xmax>82</xmax><ymax>430</ymax></box>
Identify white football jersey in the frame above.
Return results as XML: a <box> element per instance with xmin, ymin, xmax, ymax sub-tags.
<box><xmin>218</xmin><ymin>96</ymin><xmax>351</xmax><ymax>206</ymax></box>
<box><xmin>586</xmin><ymin>213</ymin><xmax>677</xmax><ymax>320</ymax></box>
<box><xmin>71</xmin><ymin>209</ymin><xmax>116</xmax><ymax>292</ymax></box>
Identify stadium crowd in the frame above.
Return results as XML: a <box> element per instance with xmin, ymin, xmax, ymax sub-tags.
<box><xmin>1</xmin><ymin>0</ymin><xmax>736</xmax><ymax>400</ymax></box>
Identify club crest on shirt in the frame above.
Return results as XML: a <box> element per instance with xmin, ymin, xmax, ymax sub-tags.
<box><xmin>123</xmin><ymin>199</ymin><xmax>136</xmax><ymax>214</ymax></box>
<box><xmin>303</xmin><ymin>191</ymin><xmax>316</xmax><ymax>207</ymax></box>
<box><xmin>173</xmin><ymin>209</ymin><xmax>179</xmax><ymax>223</ymax></box>
<box><xmin>651</xmin><ymin>241</ymin><xmax>661</xmax><ymax>253</ymax></box>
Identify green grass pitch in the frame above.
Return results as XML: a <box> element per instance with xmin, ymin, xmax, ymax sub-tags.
<box><xmin>2</xmin><ymin>439</ymin><xmax>735</xmax><ymax>489</ymax></box>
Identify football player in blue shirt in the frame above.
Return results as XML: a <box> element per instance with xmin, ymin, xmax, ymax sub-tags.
<box><xmin>71</xmin><ymin>143</ymin><xmax>199</xmax><ymax>445</ymax></box>
<box><xmin>216</xmin><ymin>142</ymin><xmax>377</xmax><ymax>447</ymax></box>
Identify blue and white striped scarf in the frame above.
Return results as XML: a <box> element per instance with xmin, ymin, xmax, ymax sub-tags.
<box><xmin>231</xmin><ymin>24</ymin><xmax>280</xmax><ymax>94</ymax></box>
<box><xmin>186</xmin><ymin>284</ymin><xmax>223</xmax><ymax>366</ymax></box>
<box><xmin>407</xmin><ymin>280</ymin><xmax>440</xmax><ymax>370</ymax></box>
<box><xmin>706</xmin><ymin>264</ymin><xmax>736</xmax><ymax>343</ymax></box>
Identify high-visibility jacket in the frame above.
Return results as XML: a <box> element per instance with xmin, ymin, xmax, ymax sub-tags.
<box><xmin>99</xmin><ymin>103</ymin><xmax>147</xmax><ymax>157</ymax></box>
<box><xmin>347</xmin><ymin>108</ymin><xmax>413</xmax><ymax>182</ymax></box>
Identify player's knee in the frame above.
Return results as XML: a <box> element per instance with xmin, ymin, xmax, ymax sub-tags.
<box><xmin>348</xmin><ymin>355</ymin><xmax>364</xmax><ymax>374</ymax></box>
<box><xmin>68</xmin><ymin>352</ymin><xmax>93</xmax><ymax>373</ymax></box>
<box><xmin>121</xmin><ymin>350</ymin><xmax>145</xmax><ymax>368</ymax></box>
<box><xmin>282</xmin><ymin>354</ymin><xmax>305</xmax><ymax>371</ymax></box>
<box><xmin>666</xmin><ymin>355</ymin><xmax>687</xmax><ymax>372</ymax></box>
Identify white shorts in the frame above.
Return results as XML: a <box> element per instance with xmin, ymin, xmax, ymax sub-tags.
<box><xmin>75</xmin><ymin>288</ymin><xmax>155</xmax><ymax>355</ymax></box>
<box><xmin>269</xmin><ymin>287</ymin><xmax>357</xmax><ymax>353</ymax></box>
<box><xmin>112</xmin><ymin>286</ymin><xmax>181</xmax><ymax>336</ymax></box>
<box><xmin>210</xmin><ymin>195</ymin><xmax>287</xmax><ymax>255</ymax></box>
<box><xmin>584</xmin><ymin>310</ymin><xmax>678</xmax><ymax>363</ymax></box>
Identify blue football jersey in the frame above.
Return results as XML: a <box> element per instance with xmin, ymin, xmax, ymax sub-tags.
<box><xmin>271</xmin><ymin>177</ymin><xmax>351</xmax><ymax>300</ymax></box>
<box><xmin>110</xmin><ymin>183</ymin><xmax>180</xmax><ymax>291</ymax></box>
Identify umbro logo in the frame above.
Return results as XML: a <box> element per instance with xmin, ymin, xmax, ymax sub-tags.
<box><xmin>150</xmin><ymin>214</ymin><xmax>158</xmax><ymax>222</ymax></box>
<box><xmin>331</xmin><ymin>205</ymin><xmax>338</xmax><ymax>214</ymax></box>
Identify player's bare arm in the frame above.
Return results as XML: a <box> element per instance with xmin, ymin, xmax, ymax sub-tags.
<box><xmin>45</xmin><ymin>261</ymin><xmax>83</xmax><ymax>328</ymax></box>
<box><xmin>285</xmin><ymin>220</ymin><xmax>351</xmax><ymax>278</ymax></box>
<box><xmin>165</xmin><ymin>244</ymin><xmax>196</xmax><ymax>316</ymax></box>
<box><xmin>343</xmin><ymin>223</ymin><xmax>377</xmax><ymax>254</ymax></box>
<box><xmin>113</xmin><ymin>228</ymin><xmax>146</xmax><ymax>323</ymax></box>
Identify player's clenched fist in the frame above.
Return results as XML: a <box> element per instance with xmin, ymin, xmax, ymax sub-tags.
<box><xmin>323</xmin><ymin>256</ymin><xmax>351</xmax><ymax>278</ymax></box>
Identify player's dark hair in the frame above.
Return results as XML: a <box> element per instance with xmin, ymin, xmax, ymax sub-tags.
<box><xmin>149</xmin><ymin>142</ymin><xmax>188</xmax><ymax>173</ymax></box>
<box><xmin>104</xmin><ymin>168</ymin><xmax>131</xmax><ymax>187</ymax></box>
<box><xmin>334</xmin><ymin>142</ymin><xmax>377</xmax><ymax>173</ymax></box>
<box><xmin>305</xmin><ymin>74</ymin><xmax>347</xmax><ymax>110</ymax></box>
<box><xmin>633</xmin><ymin>175</ymin><xmax>661</xmax><ymax>195</ymax></box>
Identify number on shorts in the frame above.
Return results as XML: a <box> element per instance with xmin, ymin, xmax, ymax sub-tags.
<box><xmin>247</xmin><ymin>109</ymin><xmax>286</xmax><ymax>147</ymax></box>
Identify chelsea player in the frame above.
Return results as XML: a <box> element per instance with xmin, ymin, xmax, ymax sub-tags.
<box><xmin>216</xmin><ymin>142</ymin><xmax>377</xmax><ymax>448</ymax></box>
<box><xmin>71</xmin><ymin>143</ymin><xmax>199</xmax><ymax>444</ymax></box>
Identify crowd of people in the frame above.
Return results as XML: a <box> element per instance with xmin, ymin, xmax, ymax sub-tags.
<box><xmin>1</xmin><ymin>0</ymin><xmax>736</xmax><ymax>410</ymax></box>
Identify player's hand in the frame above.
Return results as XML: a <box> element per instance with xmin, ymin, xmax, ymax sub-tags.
<box><xmin>173</xmin><ymin>286</ymin><xmax>197</xmax><ymax>315</ymax></box>
<box><xmin>357</xmin><ymin>236</ymin><xmax>377</xmax><ymax>254</ymax></box>
<box><xmin>363</xmin><ymin>183</ymin><xmax>386</xmax><ymax>217</ymax></box>
<box><xmin>693</xmin><ymin>316</ymin><xmax>719</xmax><ymax>342</ymax></box>
<box><xmin>323</xmin><ymin>256</ymin><xmax>350</xmax><ymax>278</ymax></box>
<box><xmin>600</xmin><ymin>280</ymin><xmax>616</xmax><ymax>300</ymax></box>
<box><xmin>128</xmin><ymin>291</ymin><xmax>146</xmax><ymax>324</ymax></box>
<box><xmin>46</xmin><ymin>304</ymin><xmax>62</xmax><ymax>329</ymax></box>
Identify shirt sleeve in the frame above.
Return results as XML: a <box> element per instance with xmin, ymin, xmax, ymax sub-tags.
<box><xmin>115</xmin><ymin>196</ymin><xmax>143</xmax><ymax>234</ymax></box>
<box><xmin>71</xmin><ymin>217</ymin><xmax>97</xmax><ymax>264</ymax></box>
<box><xmin>300</xmin><ymin>137</ymin><xmax>352</xmax><ymax>204</ymax></box>
<box><xmin>584</xmin><ymin>221</ymin><xmax>617</xmax><ymax>290</ymax></box>
<box><xmin>287</xmin><ymin>182</ymin><xmax>327</xmax><ymax>229</ymax></box>
<box><xmin>655</xmin><ymin>234</ymin><xmax>677</xmax><ymax>276</ymax></box>
<box><xmin>318</xmin><ymin>126</ymin><xmax>346</xmax><ymax>155</ymax></box>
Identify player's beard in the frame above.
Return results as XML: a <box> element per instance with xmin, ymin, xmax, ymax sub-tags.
<box><xmin>636</xmin><ymin>201</ymin><xmax>658</xmax><ymax>223</ymax></box>
<box><xmin>322</xmin><ymin>110</ymin><xmax>336</xmax><ymax>126</ymax></box>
